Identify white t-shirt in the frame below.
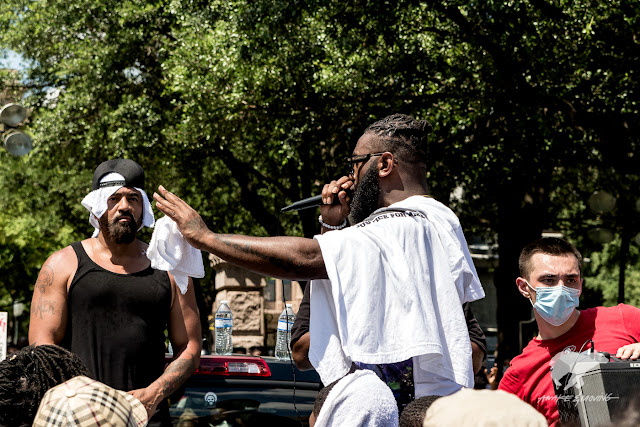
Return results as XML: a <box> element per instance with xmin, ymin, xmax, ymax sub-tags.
<box><xmin>309</xmin><ymin>195</ymin><xmax>485</xmax><ymax>396</ymax></box>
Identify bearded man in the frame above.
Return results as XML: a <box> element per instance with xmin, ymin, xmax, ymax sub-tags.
<box><xmin>28</xmin><ymin>159</ymin><xmax>201</xmax><ymax>427</ymax></box>
<box><xmin>154</xmin><ymin>114</ymin><xmax>485</xmax><ymax>422</ymax></box>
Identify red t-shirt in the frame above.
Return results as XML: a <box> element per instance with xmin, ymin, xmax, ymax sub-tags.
<box><xmin>498</xmin><ymin>304</ymin><xmax>640</xmax><ymax>426</ymax></box>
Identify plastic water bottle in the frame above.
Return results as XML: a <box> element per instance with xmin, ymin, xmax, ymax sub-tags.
<box><xmin>275</xmin><ymin>304</ymin><xmax>296</xmax><ymax>360</ymax></box>
<box><xmin>215</xmin><ymin>300</ymin><xmax>233</xmax><ymax>355</ymax></box>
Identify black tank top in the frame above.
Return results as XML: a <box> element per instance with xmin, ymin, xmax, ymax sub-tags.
<box><xmin>64</xmin><ymin>241</ymin><xmax>172</xmax><ymax>423</ymax></box>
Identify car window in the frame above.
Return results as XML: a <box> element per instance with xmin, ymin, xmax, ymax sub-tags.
<box><xmin>168</xmin><ymin>381</ymin><xmax>317</xmax><ymax>426</ymax></box>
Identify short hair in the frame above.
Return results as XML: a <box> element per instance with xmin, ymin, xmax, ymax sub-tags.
<box><xmin>364</xmin><ymin>114</ymin><xmax>432</xmax><ymax>164</ymax></box>
<box><xmin>518</xmin><ymin>237</ymin><xmax>582</xmax><ymax>279</ymax></box>
<box><xmin>399</xmin><ymin>395</ymin><xmax>442</xmax><ymax>427</ymax></box>
<box><xmin>0</xmin><ymin>345</ymin><xmax>91</xmax><ymax>427</ymax></box>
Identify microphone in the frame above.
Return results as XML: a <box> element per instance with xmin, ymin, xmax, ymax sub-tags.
<box><xmin>281</xmin><ymin>192</ymin><xmax>347</xmax><ymax>212</ymax></box>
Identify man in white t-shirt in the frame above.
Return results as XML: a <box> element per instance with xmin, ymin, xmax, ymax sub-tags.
<box><xmin>154</xmin><ymin>114</ymin><xmax>485</xmax><ymax>418</ymax></box>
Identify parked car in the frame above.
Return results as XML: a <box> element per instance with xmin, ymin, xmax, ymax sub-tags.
<box><xmin>165</xmin><ymin>354</ymin><xmax>322</xmax><ymax>426</ymax></box>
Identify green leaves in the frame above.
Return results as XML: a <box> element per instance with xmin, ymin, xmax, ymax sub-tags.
<box><xmin>0</xmin><ymin>0</ymin><xmax>638</xmax><ymax>340</ymax></box>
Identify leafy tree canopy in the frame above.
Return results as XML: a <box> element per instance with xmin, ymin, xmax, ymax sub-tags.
<box><xmin>1</xmin><ymin>0</ymin><xmax>638</xmax><ymax>356</ymax></box>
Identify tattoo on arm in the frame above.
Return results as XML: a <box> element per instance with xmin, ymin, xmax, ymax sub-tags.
<box><xmin>157</xmin><ymin>354</ymin><xmax>197</xmax><ymax>398</ymax></box>
<box><xmin>36</xmin><ymin>265</ymin><xmax>54</xmax><ymax>294</ymax></box>
<box><xmin>216</xmin><ymin>235</ymin><xmax>306</xmax><ymax>274</ymax></box>
<box><xmin>33</xmin><ymin>299</ymin><xmax>55</xmax><ymax>319</ymax></box>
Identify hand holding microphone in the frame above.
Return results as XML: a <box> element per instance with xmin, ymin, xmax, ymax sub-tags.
<box><xmin>281</xmin><ymin>175</ymin><xmax>353</xmax><ymax>230</ymax></box>
<box><xmin>319</xmin><ymin>177</ymin><xmax>353</xmax><ymax>229</ymax></box>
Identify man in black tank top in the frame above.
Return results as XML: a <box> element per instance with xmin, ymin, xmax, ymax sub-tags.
<box><xmin>28</xmin><ymin>159</ymin><xmax>202</xmax><ymax>427</ymax></box>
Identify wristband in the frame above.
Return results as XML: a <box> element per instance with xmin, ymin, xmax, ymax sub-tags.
<box><xmin>318</xmin><ymin>215</ymin><xmax>348</xmax><ymax>230</ymax></box>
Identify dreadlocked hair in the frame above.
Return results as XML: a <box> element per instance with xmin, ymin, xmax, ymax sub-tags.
<box><xmin>0</xmin><ymin>344</ymin><xmax>91</xmax><ymax>427</ymax></box>
<box><xmin>365</xmin><ymin>113</ymin><xmax>432</xmax><ymax>164</ymax></box>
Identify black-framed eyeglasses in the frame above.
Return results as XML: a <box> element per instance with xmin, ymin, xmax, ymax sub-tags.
<box><xmin>344</xmin><ymin>152</ymin><xmax>386</xmax><ymax>177</ymax></box>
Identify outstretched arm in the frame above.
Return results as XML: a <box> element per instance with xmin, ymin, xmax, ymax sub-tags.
<box><xmin>153</xmin><ymin>186</ymin><xmax>328</xmax><ymax>280</ymax></box>
<box><xmin>129</xmin><ymin>275</ymin><xmax>202</xmax><ymax>418</ymax></box>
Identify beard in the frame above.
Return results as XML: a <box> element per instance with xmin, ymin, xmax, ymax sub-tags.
<box><xmin>349</xmin><ymin>163</ymin><xmax>381</xmax><ymax>224</ymax></box>
<box><xmin>99</xmin><ymin>212</ymin><xmax>139</xmax><ymax>244</ymax></box>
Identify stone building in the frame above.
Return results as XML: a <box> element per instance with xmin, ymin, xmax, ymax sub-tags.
<box><xmin>209</xmin><ymin>254</ymin><xmax>305</xmax><ymax>353</ymax></box>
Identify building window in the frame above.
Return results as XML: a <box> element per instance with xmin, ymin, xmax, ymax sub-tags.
<box><xmin>265</xmin><ymin>278</ymin><xmax>276</xmax><ymax>301</ymax></box>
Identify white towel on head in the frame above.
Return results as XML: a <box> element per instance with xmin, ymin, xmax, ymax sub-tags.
<box><xmin>314</xmin><ymin>369</ymin><xmax>399</xmax><ymax>427</ymax></box>
<box><xmin>146</xmin><ymin>216</ymin><xmax>205</xmax><ymax>294</ymax></box>
<box><xmin>81</xmin><ymin>185</ymin><xmax>155</xmax><ymax>237</ymax></box>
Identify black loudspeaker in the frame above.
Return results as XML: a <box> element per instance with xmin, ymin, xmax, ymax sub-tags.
<box><xmin>552</xmin><ymin>353</ymin><xmax>640</xmax><ymax>426</ymax></box>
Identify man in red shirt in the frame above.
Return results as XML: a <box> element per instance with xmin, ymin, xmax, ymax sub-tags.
<box><xmin>498</xmin><ymin>237</ymin><xmax>640</xmax><ymax>425</ymax></box>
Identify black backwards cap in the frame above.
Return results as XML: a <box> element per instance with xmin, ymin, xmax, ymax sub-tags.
<box><xmin>92</xmin><ymin>159</ymin><xmax>145</xmax><ymax>191</ymax></box>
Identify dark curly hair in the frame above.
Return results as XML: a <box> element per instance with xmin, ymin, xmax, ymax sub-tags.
<box><xmin>399</xmin><ymin>395</ymin><xmax>442</xmax><ymax>427</ymax></box>
<box><xmin>364</xmin><ymin>113</ymin><xmax>432</xmax><ymax>164</ymax></box>
<box><xmin>0</xmin><ymin>344</ymin><xmax>91</xmax><ymax>427</ymax></box>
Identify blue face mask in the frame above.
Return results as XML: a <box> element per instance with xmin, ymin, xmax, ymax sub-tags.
<box><xmin>527</xmin><ymin>282</ymin><xmax>580</xmax><ymax>326</ymax></box>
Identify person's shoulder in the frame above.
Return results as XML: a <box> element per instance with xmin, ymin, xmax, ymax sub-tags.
<box><xmin>506</xmin><ymin>351</ymin><xmax>527</xmax><ymax>371</ymax></box>
<box><xmin>47</xmin><ymin>244</ymin><xmax>79</xmax><ymax>265</ymax></box>
<box><xmin>393</xmin><ymin>195</ymin><xmax>443</xmax><ymax>210</ymax></box>
<box><xmin>573</xmin><ymin>305</ymin><xmax>640</xmax><ymax>332</ymax></box>
<box><xmin>39</xmin><ymin>243</ymin><xmax>79</xmax><ymax>279</ymax></box>
<box><xmin>588</xmin><ymin>304</ymin><xmax>639</xmax><ymax>317</ymax></box>
<box><xmin>396</xmin><ymin>196</ymin><xmax>461</xmax><ymax>225</ymax></box>
<box><xmin>498</xmin><ymin>362</ymin><xmax>520</xmax><ymax>392</ymax></box>
<box><xmin>605</xmin><ymin>303</ymin><xmax>640</xmax><ymax>320</ymax></box>
<box><xmin>614</xmin><ymin>303</ymin><xmax>640</xmax><ymax>313</ymax></box>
